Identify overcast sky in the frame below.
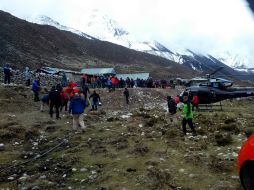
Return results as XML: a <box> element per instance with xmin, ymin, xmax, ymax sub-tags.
<box><xmin>1</xmin><ymin>0</ymin><xmax>254</xmax><ymax>66</ymax></box>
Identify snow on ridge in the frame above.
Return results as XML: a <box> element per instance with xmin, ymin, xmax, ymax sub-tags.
<box><xmin>210</xmin><ymin>51</ymin><xmax>249</xmax><ymax>69</ymax></box>
<box><xmin>24</xmin><ymin>11</ymin><xmax>182</xmax><ymax>64</ymax></box>
<box><xmin>25</xmin><ymin>15</ymin><xmax>95</xmax><ymax>40</ymax></box>
<box><xmin>23</xmin><ymin>11</ymin><xmax>252</xmax><ymax>72</ymax></box>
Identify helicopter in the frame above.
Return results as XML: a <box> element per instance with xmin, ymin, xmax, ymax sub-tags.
<box><xmin>180</xmin><ymin>67</ymin><xmax>254</xmax><ymax>104</ymax></box>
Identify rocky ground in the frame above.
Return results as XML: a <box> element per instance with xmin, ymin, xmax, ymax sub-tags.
<box><xmin>0</xmin><ymin>84</ymin><xmax>253</xmax><ymax>190</ymax></box>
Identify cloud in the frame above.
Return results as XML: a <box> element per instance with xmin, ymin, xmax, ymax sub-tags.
<box><xmin>1</xmin><ymin>0</ymin><xmax>254</xmax><ymax>66</ymax></box>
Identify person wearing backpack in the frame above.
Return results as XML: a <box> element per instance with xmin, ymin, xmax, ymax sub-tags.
<box><xmin>167</xmin><ymin>96</ymin><xmax>177</xmax><ymax>114</ymax></box>
<box><xmin>167</xmin><ymin>96</ymin><xmax>177</xmax><ymax>122</ymax></box>
<box><xmin>48</xmin><ymin>86</ymin><xmax>61</xmax><ymax>119</ymax></box>
<box><xmin>182</xmin><ymin>96</ymin><xmax>197</xmax><ymax>136</ymax></box>
<box><xmin>69</xmin><ymin>89</ymin><xmax>88</xmax><ymax>132</ymax></box>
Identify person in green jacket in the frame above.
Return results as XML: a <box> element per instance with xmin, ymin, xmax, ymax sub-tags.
<box><xmin>182</xmin><ymin>96</ymin><xmax>197</xmax><ymax>136</ymax></box>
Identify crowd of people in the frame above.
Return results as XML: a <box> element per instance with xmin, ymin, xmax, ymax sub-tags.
<box><xmin>2</xmin><ymin>64</ymin><xmax>199</xmax><ymax>136</ymax></box>
<box><xmin>35</xmin><ymin>80</ymin><xmax>103</xmax><ymax>131</ymax></box>
<box><xmin>2</xmin><ymin>64</ymin><xmax>178</xmax><ymax>90</ymax></box>
<box><xmin>79</xmin><ymin>74</ymin><xmax>171</xmax><ymax>90</ymax></box>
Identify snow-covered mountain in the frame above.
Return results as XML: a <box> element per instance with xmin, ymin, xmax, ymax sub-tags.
<box><xmin>25</xmin><ymin>10</ymin><xmax>253</xmax><ymax>75</ymax></box>
<box><xmin>26</xmin><ymin>15</ymin><xmax>95</xmax><ymax>40</ymax></box>
<box><xmin>25</xmin><ymin>10</ymin><xmax>177</xmax><ymax>62</ymax></box>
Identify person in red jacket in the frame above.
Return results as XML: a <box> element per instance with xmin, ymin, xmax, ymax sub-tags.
<box><xmin>60</xmin><ymin>90</ymin><xmax>69</xmax><ymax>112</ymax></box>
<box><xmin>238</xmin><ymin>134</ymin><xmax>254</xmax><ymax>190</ymax></box>
<box><xmin>192</xmin><ymin>95</ymin><xmax>199</xmax><ymax>111</ymax></box>
<box><xmin>174</xmin><ymin>95</ymin><xmax>180</xmax><ymax>104</ymax></box>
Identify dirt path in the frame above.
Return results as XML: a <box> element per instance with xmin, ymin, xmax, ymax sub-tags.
<box><xmin>0</xmin><ymin>85</ymin><xmax>252</xmax><ymax>189</ymax></box>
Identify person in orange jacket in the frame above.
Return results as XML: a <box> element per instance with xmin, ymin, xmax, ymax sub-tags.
<box><xmin>238</xmin><ymin>134</ymin><xmax>254</xmax><ymax>190</ymax></box>
<box><xmin>111</xmin><ymin>76</ymin><xmax>119</xmax><ymax>91</ymax></box>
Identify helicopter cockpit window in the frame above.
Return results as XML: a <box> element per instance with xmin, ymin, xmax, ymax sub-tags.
<box><xmin>212</xmin><ymin>82</ymin><xmax>219</xmax><ymax>88</ymax></box>
<box><xmin>221</xmin><ymin>82</ymin><xmax>233</xmax><ymax>87</ymax></box>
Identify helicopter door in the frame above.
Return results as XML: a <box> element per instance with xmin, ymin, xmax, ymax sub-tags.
<box><xmin>196</xmin><ymin>89</ymin><xmax>214</xmax><ymax>104</ymax></box>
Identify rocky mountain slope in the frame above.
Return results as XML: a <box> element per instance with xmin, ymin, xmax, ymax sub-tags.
<box><xmin>25</xmin><ymin>10</ymin><xmax>254</xmax><ymax>81</ymax></box>
<box><xmin>26</xmin><ymin>10</ymin><xmax>178</xmax><ymax>63</ymax></box>
<box><xmin>0</xmin><ymin>10</ymin><xmax>194</xmax><ymax>79</ymax></box>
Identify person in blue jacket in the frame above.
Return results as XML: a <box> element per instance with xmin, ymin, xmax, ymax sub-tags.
<box><xmin>40</xmin><ymin>88</ymin><xmax>49</xmax><ymax>112</ymax></box>
<box><xmin>32</xmin><ymin>79</ymin><xmax>40</xmax><ymax>102</ymax></box>
<box><xmin>69</xmin><ymin>89</ymin><xmax>88</xmax><ymax>131</ymax></box>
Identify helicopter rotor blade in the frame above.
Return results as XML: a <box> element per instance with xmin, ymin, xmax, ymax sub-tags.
<box><xmin>210</xmin><ymin>66</ymin><xmax>224</xmax><ymax>76</ymax></box>
<box><xmin>246</xmin><ymin>0</ymin><xmax>254</xmax><ymax>13</ymax></box>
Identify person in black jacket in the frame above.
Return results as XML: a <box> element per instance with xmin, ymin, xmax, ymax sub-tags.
<box><xmin>48</xmin><ymin>86</ymin><xmax>62</xmax><ymax>119</ymax></box>
<box><xmin>89</xmin><ymin>90</ymin><xmax>101</xmax><ymax>111</ymax></box>
<box><xmin>167</xmin><ymin>96</ymin><xmax>177</xmax><ymax>122</ymax></box>
<box><xmin>123</xmin><ymin>88</ymin><xmax>129</xmax><ymax>104</ymax></box>
<box><xmin>81</xmin><ymin>83</ymin><xmax>90</xmax><ymax>100</ymax></box>
<box><xmin>167</xmin><ymin>96</ymin><xmax>177</xmax><ymax>114</ymax></box>
<box><xmin>3</xmin><ymin>64</ymin><xmax>11</xmax><ymax>84</ymax></box>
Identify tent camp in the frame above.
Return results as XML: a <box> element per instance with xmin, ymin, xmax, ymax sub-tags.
<box><xmin>81</xmin><ymin>68</ymin><xmax>116</xmax><ymax>76</ymax></box>
<box><xmin>115</xmin><ymin>73</ymin><xmax>150</xmax><ymax>80</ymax></box>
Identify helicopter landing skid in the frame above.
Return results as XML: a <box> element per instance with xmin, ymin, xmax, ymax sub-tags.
<box><xmin>198</xmin><ymin>102</ymin><xmax>223</xmax><ymax>112</ymax></box>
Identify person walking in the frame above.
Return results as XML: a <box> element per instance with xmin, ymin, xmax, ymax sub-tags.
<box><xmin>69</xmin><ymin>89</ymin><xmax>88</xmax><ymax>132</ymax></box>
<box><xmin>123</xmin><ymin>88</ymin><xmax>130</xmax><ymax>104</ymax></box>
<box><xmin>81</xmin><ymin>82</ymin><xmax>90</xmax><ymax>100</ymax></box>
<box><xmin>182</xmin><ymin>96</ymin><xmax>197</xmax><ymax>136</ymax></box>
<box><xmin>107</xmin><ymin>78</ymin><xmax>112</xmax><ymax>92</ymax></box>
<box><xmin>167</xmin><ymin>96</ymin><xmax>177</xmax><ymax>114</ymax></box>
<box><xmin>60</xmin><ymin>89</ymin><xmax>69</xmax><ymax>112</ymax></box>
<box><xmin>40</xmin><ymin>89</ymin><xmax>49</xmax><ymax>112</ymax></box>
<box><xmin>89</xmin><ymin>90</ymin><xmax>101</xmax><ymax>111</ymax></box>
<box><xmin>24</xmin><ymin>67</ymin><xmax>31</xmax><ymax>86</ymax></box>
<box><xmin>56</xmin><ymin>81</ymin><xmax>63</xmax><ymax>92</ymax></box>
<box><xmin>32</xmin><ymin>79</ymin><xmax>40</xmax><ymax>102</ymax></box>
<box><xmin>167</xmin><ymin>96</ymin><xmax>177</xmax><ymax>122</ymax></box>
<box><xmin>48</xmin><ymin>86</ymin><xmax>61</xmax><ymax>119</ymax></box>
<box><xmin>3</xmin><ymin>64</ymin><xmax>11</xmax><ymax>84</ymax></box>
<box><xmin>61</xmin><ymin>72</ymin><xmax>68</xmax><ymax>87</ymax></box>
<box><xmin>192</xmin><ymin>95</ymin><xmax>199</xmax><ymax>111</ymax></box>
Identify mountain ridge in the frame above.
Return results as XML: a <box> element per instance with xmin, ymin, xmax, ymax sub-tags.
<box><xmin>0</xmin><ymin>10</ymin><xmax>194</xmax><ymax>79</ymax></box>
<box><xmin>25</xmin><ymin>10</ymin><xmax>253</xmax><ymax>75</ymax></box>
